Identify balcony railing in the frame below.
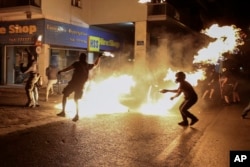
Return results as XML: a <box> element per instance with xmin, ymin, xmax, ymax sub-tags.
<box><xmin>147</xmin><ymin>2</ymin><xmax>179</xmax><ymax>21</ymax></box>
<box><xmin>0</xmin><ymin>0</ymin><xmax>41</xmax><ymax>8</ymax></box>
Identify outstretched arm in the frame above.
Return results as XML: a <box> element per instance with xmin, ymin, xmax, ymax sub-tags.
<box><xmin>159</xmin><ymin>88</ymin><xmax>182</xmax><ymax>100</ymax></box>
<box><xmin>93</xmin><ymin>56</ymin><xmax>101</xmax><ymax>68</ymax></box>
<box><xmin>88</xmin><ymin>54</ymin><xmax>103</xmax><ymax>70</ymax></box>
<box><xmin>58</xmin><ymin>65</ymin><xmax>74</xmax><ymax>74</ymax></box>
<box><xmin>170</xmin><ymin>89</ymin><xmax>182</xmax><ymax>100</ymax></box>
<box><xmin>159</xmin><ymin>89</ymin><xmax>178</xmax><ymax>93</ymax></box>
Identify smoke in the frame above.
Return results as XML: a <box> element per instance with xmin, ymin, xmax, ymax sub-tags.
<box><xmin>154</xmin><ymin>33</ymin><xmax>205</xmax><ymax>69</ymax></box>
<box><xmin>92</xmin><ymin>32</ymin><xmax>207</xmax><ymax>109</ymax></box>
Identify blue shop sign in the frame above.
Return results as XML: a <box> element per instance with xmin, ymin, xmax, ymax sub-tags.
<box><xmin>44</xmin><ymin>19</ymin><xmax>88</xmax><ymax>48</ymax></box>
<box><xmin>0</xmin><ymin>19</ymin><xmax>121</xmax><ymax>50</ymax></box>
<box><xmin>0</xmin><ymin>19</ymin><xmax>44</xmax><ymax>45</ymax></box>
<box><xmin>88</xmin><ymin>27</ymin><xmax>121</xmax><ymax>51</ymax></box>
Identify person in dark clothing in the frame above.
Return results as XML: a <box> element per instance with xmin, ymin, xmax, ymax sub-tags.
<box><xmin>231</xmin><ymin>76</ymin><xmax>241</xmax><ymax>104</ymax></box>
<box><xmin>160</xmin><ymin>71</ymin><xmax>199</xmax><ymax>126</ymax></box>
<box><xmin>202</xmin><ymin>68</ymin><xmax>217</xmax><ymax>100</ymax></box>
<box><xmin>220</xmin><ymin>69</ymin><xmax>233</xmax><ymax>105</ymax></box>
<box><xmin>56</xmin><ymin>53</ymin><xmax>102</xmax><ymax>121</ymax></box>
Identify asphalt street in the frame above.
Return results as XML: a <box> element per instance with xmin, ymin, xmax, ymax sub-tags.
<box><xmin>0</xmin><ymin>86</ymin><xmax>250</xmax><ymax>167</ymax></box>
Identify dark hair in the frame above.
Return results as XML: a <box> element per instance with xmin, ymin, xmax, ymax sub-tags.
<box><xmin>79</xmin><ymin>53</ymin><xmax>87</xmax><ymax>62</ymax></box>
<box><xmin>175</xmin><ymin>71</ymin><xmax>186</xmax><ymax>80</ymax></box>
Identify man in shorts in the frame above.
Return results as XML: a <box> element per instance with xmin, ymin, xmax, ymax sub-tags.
<box><xmin>56</xmin><ymin>53</ymin><xmax>101</xmax><ymax>121</ymax></box>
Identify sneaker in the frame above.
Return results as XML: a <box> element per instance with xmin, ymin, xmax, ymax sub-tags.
<box><xmin>30</xmin><ymin>104</ymin><xmax>36</xmax><ymax>108</ymax></box>
<box><xmin>190</xmin><ymin>118</ymin><xmax>199</xmax><ymax>126</ymax></box>
<box><xmin>25</xmin><ymin>103</ymin><xmax>33</xmax><ymax>107</ymax></box>
<box><xmin>178</xmin><ymin>121</ymin><xmax>189</xmax><ymax>126</ymax></box>
<box><xmin>72</xmin><ymin>115</ymin><xmax>79</xmax><ymax>122</ymax></box>
<box><xmin>57</xmin><ymin>111</ymin><xmax>65</xmax><ymax>117</ymax></box>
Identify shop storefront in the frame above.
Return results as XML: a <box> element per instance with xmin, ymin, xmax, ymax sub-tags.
<box><xmin>0</xmin><ymin>19</ymin><xmax>121</xmax><ymax>85</ymax></box>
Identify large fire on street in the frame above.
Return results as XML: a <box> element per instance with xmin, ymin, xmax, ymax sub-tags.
<box><xmin>55</xmin><ymin>24</ymin><xmax>245</xmax><ymax>119</ymax></box>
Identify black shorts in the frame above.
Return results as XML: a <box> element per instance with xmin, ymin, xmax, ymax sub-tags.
<box><xmin>62</xmin><ymin>83</ymin><xmax>83</xmax><ymax>99</ymax></box>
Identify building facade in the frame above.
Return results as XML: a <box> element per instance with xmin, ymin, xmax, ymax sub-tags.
<box><xmin>0</xmin><ymin>0</ymin><xmax>204</xmax><ymax>85</ymax></box>
<box><xmin>0</xmin><ymin>0</ymin><xmax>123</xmax><ymax>85</ymax></box>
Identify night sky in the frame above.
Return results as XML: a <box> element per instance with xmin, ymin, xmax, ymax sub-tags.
<box><xmin>203</xmin><ymin>0</ymin><xmax>249</xmax><ymax>29</ymax></box>
<box><xmin>167</xmin><ymin>0</ymin><xmax>249</xmax><ymax>30</ymax></box>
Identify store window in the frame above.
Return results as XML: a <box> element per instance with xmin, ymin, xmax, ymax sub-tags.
<box><xmin>4</xmin><ymin>46</ymin><xmax>86</xmax><ymax>85</ymax></box>
<box><xmin>5</xmin><ymin>46</ymin><xmax>35</xmax><ymax>85</ymax></box>
<box><xmin>50</xmin><ymin>48</ymin><xmax>83</xmax><ymax>84</ymax></box>
<box><xmin>71</xmin><ymin>0</ymin><xmax>81</xmax><ymax>8</ymax></box>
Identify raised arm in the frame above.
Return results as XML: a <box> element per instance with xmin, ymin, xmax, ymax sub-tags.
<box><xmin>88</xmin><ymin>54</ymin><xmax>103</xmax><ymax>70</ymax></box>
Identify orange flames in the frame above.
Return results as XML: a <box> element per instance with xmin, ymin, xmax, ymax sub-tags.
<box><xmin>163</xmin><ymin>68</ymin><xmax>206</xmax><ymax>86</ymax></box>
<box><xmin>55</xmin><ymin>24</ymin><xmax>245</xmax><ymax>118</ymax></box>
<box><xmin>55</xmin><ymin>74</ymin><xmax>135</xmax><ymax>117</ymax></box>
<box><xmin>193</xmin><ymin>24</ymin><xmax>244</xmax><ymax>64</ymax></box>
<box><xmin>139</xmin><ymin>24</ymin><xmax>245</xmax><ymax>116</ymax></box>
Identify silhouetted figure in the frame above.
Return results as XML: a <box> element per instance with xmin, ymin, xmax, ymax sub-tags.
<box><xmin>21</xmin><ymin>48</ymin><xmax>40</xmax><ymax>107</ymax></box>
<box><xmin>160</xmin><ymin>71</ymin><xmax>199</xmax><ymax>126</ymax></box>
<box><xmin>220</xmin><ymin>69</ymin><xmax>233</xmax><ymax>105</ymax></box>
<box><xmin>56</xmin><ymin>53</ymin><xmax>102</xmax><ymax>121</ymax></box>
<box><xmin>232</xmin><ymin>76</ymin><xmax>241</xmax><ymax>104</ymax></box>
<box><xmin>202</xmin><ymin>68</ymin><xmax>217</xmax><ymax>100</ymax></box>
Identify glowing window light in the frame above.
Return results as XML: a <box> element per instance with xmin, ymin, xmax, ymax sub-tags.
<box><xmin>138</xmin><ymin>0</ymin><xmax>151</xmax><ymax>3</ymax></box>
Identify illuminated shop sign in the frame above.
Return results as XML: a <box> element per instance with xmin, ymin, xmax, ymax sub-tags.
<box><xmin>0</xmin><ymin>19</ymin><xmax>121</xmax><ymax>51</ymax></box>
<box><xmin>45</xmin><ymin>20</ymin><xmax>121</xmax><ymax>50</ymax></box>
<box><xmin>88</xmin><ymin>27</ymin><xmax>121</xmax><ymax>51</ymax></box>
<box><xmin>0</xmin><ymin>19</ymin><xmax>44</xmax><ymax>45</ymax></box>
<box><xmin>88</xmin><ymin>36</ymin><xmax>100</xmax><ymax>52</ymax></box>
<box><xmin>0</xmin><ymin>25</ymin><xmax>37</xmax><ymax>35</ymax></box>
<box><xmin>44</xmin><ymin>19</ymin><xmax>88</xmax><ymax>48</ymax></box>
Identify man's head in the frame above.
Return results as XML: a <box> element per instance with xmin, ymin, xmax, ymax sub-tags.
<box><xmin>175</xmin><ymin>71</ymin><xmax>186</xmax><ymax>83</ymax></box>
<box><xmin>79</xmin><ymin>53</ymin><xmax>87</xmax><ymax>62</ymax></box>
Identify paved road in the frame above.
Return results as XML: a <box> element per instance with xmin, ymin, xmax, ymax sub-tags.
<box><xmin>0</xmin><ymin>86</ymin><xmax>250</xmax><ymax>167</ymax></box>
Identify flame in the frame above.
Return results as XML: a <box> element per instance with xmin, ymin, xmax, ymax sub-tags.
<box><xmin>102</xmin><ymin>51</ymin><xmax>115</xmax><ymax>57</ymax></box>
<box><xmin>54</xmin><ymin>24</ymin><xmax>246</xmax><ymax>119</ymax></box>
<box><xmin>163</xmin><ymin>68</ymin><xmax>205</xmax><ymax>86</ymax></box>
<box><xmin>55</xmin><ymin>74</ymin><xmax>135</xmax><ymax>118</ymax></box>
<box><xmin>137</xmin><ymin>84</ymin><xmax>179</xmax><ymax>116</ymax></box>
<box><xmin>157</xmin><ymin>24</ymin><xmax>245</xmax><ymax>102</ymax></box>
<box><xmin>193</xmin><ymin>24</ymin><xmax>244</xmax><ymax>64</ymax></box>
<box><xmin>138</xmin><ymin>69</ymin><xmax>205</xmax><ymax>116</ymax></box>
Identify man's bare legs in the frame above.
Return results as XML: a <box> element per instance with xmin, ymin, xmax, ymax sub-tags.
<box><xmin>57</xmin><ymin>95</ymin><xmax>67</xmax><ymax>117</ymax></box>
<box><xmin>72</xmin><ymin>98</ymin><xmax>79</xmax><ymax>122</ymax></box>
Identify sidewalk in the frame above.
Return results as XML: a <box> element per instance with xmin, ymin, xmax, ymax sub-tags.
<box><xmin>0</xmin><ymin>85</ymin><xmax>65</xmax><ymax>136</ymax></box>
